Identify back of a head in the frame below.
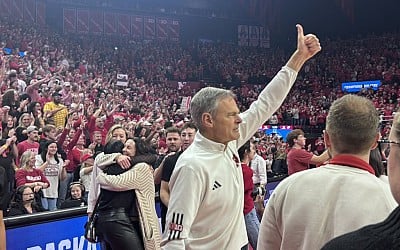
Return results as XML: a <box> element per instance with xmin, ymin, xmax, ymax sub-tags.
<box><xmin>190</xmin><ymin>87</ymin><xmax>235</xmax><ymax>131</ymax></box>
<box><xmin>104</xmin><ymin>139</ymin><xmax>124</xmax><ymax>154</ymax></box>
<box><xmin>326</xmin><ymin>95</ymin><xmax>379</xmax><ymax>155</ymax></box>
<box><xmin>238</xmin><ymin>141</ymin><xmax>251</xmax><ymax>160</ymax></box>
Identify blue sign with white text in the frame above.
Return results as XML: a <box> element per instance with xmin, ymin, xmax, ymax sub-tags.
<box><xmin>6</xmin><ymin>216</ymin><xmax>99</xmax><ymax>250</ymax></box>
<box><xmin>341</xmin><ymin>80</ymin><xmax>381</xmax><ymax>93</ymax></box>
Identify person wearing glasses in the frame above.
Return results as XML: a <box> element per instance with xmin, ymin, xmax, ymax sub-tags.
<box><xmin>322</xmin><ymin>112</ymin><xmax>400</xmax><ymax>249</ymax></box>
<box><xmin>258</xmin><ymin>95</ymin><xmax>397</xmax><ymax>250</ymax></box>
<box><xmin>7</xmin><ymin>185</ymin><xmax>45</xmax><ymax>216</ymax></box>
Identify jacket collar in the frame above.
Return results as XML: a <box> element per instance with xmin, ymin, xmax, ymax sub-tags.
<box><xmin>329</xmin><ymin>154</ymin><xmax>375</xmax><ymax>175</ymax></box>
<box><xmin>195</xmin><ymin>132</ymin><xmax>227</xmax><ymax>152</ymax></box>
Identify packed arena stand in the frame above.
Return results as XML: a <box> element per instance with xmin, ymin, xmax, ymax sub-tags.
<box><xmin>0</xmin><ymin>15</ymin><xmax>398</xmax><ymax>218</ymax></box>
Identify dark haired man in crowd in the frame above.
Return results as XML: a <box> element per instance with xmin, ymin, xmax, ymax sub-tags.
<box><xmin>160</xmin><ymin>123</ymin><xmax>197</xmax><ymax>231</ymax></box>
<box><xmin>286</xmin><ymin>128</ymin><xmax>330</xmax><ymax>175</ymax></box>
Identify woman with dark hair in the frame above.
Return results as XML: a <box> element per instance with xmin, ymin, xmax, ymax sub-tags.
<box><xmin>238</xmin><ymin>140</ymin><xmax>260</xmax><ymax>250</ymax></box>
<box><xmin>2</xmin><ymin>89</ymin><xmax>30</xmax><ymax>120</ymax></box>
<box><xmin>35</xmin><ymin>140</ymin><xmax>68</xmax><ymax>211</ymax></box>
<box><xmin>7</xmin><ymin>185</ymin><xmax>45</xmax><ymax>216</ymax></box>
<box><xmin>27</xmin><ymin>101</ymin><xmax>45</xmax><ymax>129</ymax></box>
<box><xmin>94</xmin><ymin>138</ymin><xmax>160</xmax><ymax>250</ymax></box>
<box><xmin>370</xmin><ymin>147</ymin><xmax>385</xmax><ymax>179</ymax></box>
<box><xmin>1</xmin><ymin>89</ymin><xmax>20</xmax><ymax>119</ymax></box>
<box><xmin>1</xmin><ymin>116</ymin><xmax>16</xmax><ymax>140</ymax></box>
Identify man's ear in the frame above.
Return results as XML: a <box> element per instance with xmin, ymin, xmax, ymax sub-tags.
<box><xmin>323</xmin><ymin>130</ymin><xmax>331</xmax><ymax>148</ymax></box>
<box><xmin>202</xmin><ymin>113</ymin><xmax>213</xmax><ymax>128</ymax></box>
<box><xmin>370</xmin><ymin>133</ymin><xmax>381</xmax><ymax>150</ymax></box>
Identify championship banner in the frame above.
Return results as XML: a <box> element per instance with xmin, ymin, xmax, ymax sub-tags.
<box><xmin>143</xmin><ymin>16</ymin><xmax>156</xmax><ymax>40</ymax></box>
<box><xmin>0</xmin><ymin>0</ymin><xmax>11</xmax><ymax>17</ymax></box>
<box><xmin>156</xmin><ymin>18</ymin><xmax>168</xmax><ymax>40</ymax></box>
<box><xmin>63</xmin><ymin>8</ymin><xmax>76</xmax><ymax>33</ymax></box>
<box><xmin>249</xmin><ymin>26</ymin><xmax>260</xmax><ymax>47</ymax></box>
<box><xmin>168</xmin><ymin>19</ymin><xmax>180</xmax><ymax>41</ymax></box>
<box><xmin>11</xmin><ymin>0</ymin><xmax>23</xmax><ymax>20</ymax></box>
<box><xmin>259</xmin><ymin>26</ymin><xmax>270</xmax><ymax>48</ymax></box>
<box><xmin>35</xmin><ymin>1</ymin><xmax>45</xmax><ymax>25</ymax></box>
<box><xmin>117</xmin><ymin>13</ymin><xmax>130</xmax><ymax>36</ymax></box>
<box><xmin>76</xmin><ymin>9</ymin><xmax>89</xmax><ymax>33</ymax></box>
<box><xmin>23</xmin><ymin>0</ymin><xmax>35</xmax><ymax>23</ymax></box>
<box><xmin>131</xmin><ymin>15</ymin><xmax>143</xmax><ymax>38</ymax></box>
<box><xmin>104</xmin><ymin>12</ymin><xmax>117</xmax><ymax>35</ymax></box>
<box><xmin>238</xmin><ymin>25</ymin><xmax>249</xmax><ymax>46</ymax></box>
<box><xmin>89</xmin><ymin>10</ymin><xmax>104</xmax><ymax>34</ymax></box>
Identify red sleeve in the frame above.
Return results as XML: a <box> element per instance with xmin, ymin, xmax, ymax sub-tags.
<box><xmin>66</xmin><ymin>129</ymin><xmax>82</xmax><ymax>151</ymax></box>
<box><xmin>87</xmin><ymin>115</ymin><xmax>96</xmax><ymax>132</ymax></box>
<box><xmin>72</xmin><ymin>148</ymin><xmax>82</xmax><ymax>164</ymax></box>
<box><xmin>15</xmin><ymin>169</ymin><xmax>27</xmax><ymax>187</ymax></box>
<box><xmin>73</xmin><ymin>118</ymin><xmax>82</xmax><ymax>129</ymax></box>
<box><xmin>57</xmin><ymin>128</ymin><xmax>70</xmax><ymax>148</ymax></box>
<box><xmin>103</xmin><ymin>115</ymin><xmax>114</xmax><ymax>132</ymax></box>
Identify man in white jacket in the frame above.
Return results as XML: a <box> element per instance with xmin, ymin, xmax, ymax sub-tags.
<box><xmin>161</xmin><ymin>24</ymin><xmax>321</xmax><ymax>250</ymax></box>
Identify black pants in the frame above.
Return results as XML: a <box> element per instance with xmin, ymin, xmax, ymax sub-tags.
<box><xmin>96</xmin><ymin>209</ymin><xmax>144</xmax><ymax>250</ymax></box>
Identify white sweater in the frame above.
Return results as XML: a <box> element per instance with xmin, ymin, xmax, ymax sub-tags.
<box><xmin>258</xmin><ymin>164</ymin><xmax>397</xmax><ymax>250</ymax></box>
<box><xmin>161</xmin><ymin>66</ymin><xmax>298</xmax><ymax>249</ymax></box>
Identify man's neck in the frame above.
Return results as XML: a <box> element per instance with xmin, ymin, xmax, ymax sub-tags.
<box><xmin>292</xmin><ymin>144</ymin><xmax>303</xmax><ymax>149</ymax></box>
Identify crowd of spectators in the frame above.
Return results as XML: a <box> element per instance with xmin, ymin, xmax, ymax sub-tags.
<box><xmin>0</xmin><ymin>16</ymin><xmax>399</xmax><ymax>215</ymax></box>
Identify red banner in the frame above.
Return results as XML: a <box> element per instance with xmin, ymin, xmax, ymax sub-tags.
<box><xmin>104</xmin><ymin>12</ymin><xmax>116</xmax><ymax>35</ymax></box>
<box><xmin>0</xmin><ymin>0</ymin><xmax>11</xmax><ymax>17</ymax></box>
<box><xmin>23</xmin><ymin>0</ymin><xmax>35</xmax><ymax>22</ymax></box>
<box><xmin>35</xmin><ymin>1</ymin><xmax>45</xmax><ymax>25</ymax></box>
<box><xmin>131</xmin><ymin>15</ymin><xmax>143</xmax><ymax>38</ymax></box>
<box><xmin>63</xmin><ymin>8</ymin><xmax>76</xmax><ymax>33</ymax></box>
<box><xmin>117</xmin><ymin>13</ymin><xmax>130</xmax><ymax>36</ymax></box>
<box><xmin>77</xmin><ymin>9</ymin><xmax>89</xmax><ymax>33</ymax></box>
<box><xmin>168</xmin><ymin>19</ymin><xmax>180</xmax><ymax>41</ymax></box>
<box><xmin>156</xmin><ymin>18</ymin><xmax>168</xmax><ymax>40</ymax></box>
<box><xmin>143</xmin><ymin>16</ymin><xmax>155</xmax><ymax>39</ymax></box>
<box><xmin>11</xmin><ymin>0</ymin><xmax>23</xmax><ymax>20</ymax></box>
<box><xmin>89</xmin><ymin>10</ymin><xmax>103</xmax><ymax>34</ymax></box>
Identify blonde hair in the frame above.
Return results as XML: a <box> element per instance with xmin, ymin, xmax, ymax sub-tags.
<box><xmin>17</xmin><ymin>113</ymin><xmax>31</xmax><ymax>128</ymax></box>
<box><xmin>105</xmin><ymin>124</ymin><xmax>127</xmax><ymax>144</ymax></box>
<box><xmin>20</xmin><ymin>151</ymin><xmax>35</xmax><ymax>169</ymax></box>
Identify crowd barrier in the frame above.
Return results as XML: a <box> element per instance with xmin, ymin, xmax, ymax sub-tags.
<box><xmin>4</xmin><ymin>177</ymin><xmax>284</xmax><ymax>250</ymax></box>
<box><xmin>5</xmin><ymin>207</ymin><xmax>99</xmax><ymax>250</ymax></box>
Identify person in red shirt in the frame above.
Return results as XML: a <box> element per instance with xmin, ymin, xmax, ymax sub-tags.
<box><xmin>238</xmin><ymin>140</ymin><xmax>260</xmax><ymax>250</ymax></box>
<box><xmin>286</xmin><ymin>129</ymin><xmax>330</xmax><ymax>175</ymax></box>
<box><xmin>16</xmin><ymin>126</ymin><xmax>40</xmax><ymax>166</ymax></box>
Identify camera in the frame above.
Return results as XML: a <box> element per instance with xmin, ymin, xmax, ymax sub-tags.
<box><xmin>251</xmin><ymin>186</ymin><xmax>266</xmax><ymax>200</ymax></box>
